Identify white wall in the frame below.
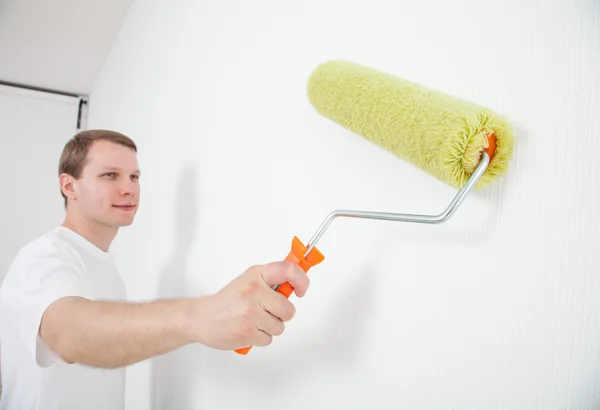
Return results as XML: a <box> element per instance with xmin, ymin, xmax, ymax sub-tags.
<box><xmin>87</xmin><ymin>0</ymin><xmax>600</xmax><ymax>408</ymax></box>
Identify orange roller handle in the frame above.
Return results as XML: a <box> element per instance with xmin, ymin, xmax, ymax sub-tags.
<box><xmin>234</xmin><ymin>236</ymin><xmax>325</xmax><ymax>355</ymax></box>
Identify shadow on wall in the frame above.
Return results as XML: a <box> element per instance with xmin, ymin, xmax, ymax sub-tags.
<box><xmin>148</xmin><ymin>163</ymin><xmax>379</xmax><ymax>408</ymax></box>
<box><xmin>202</xmin><ymin>263</ymin><xmax>377</xmax><ymax>381</ymax></box>
<box><xmin>175</xmin><ymin>260</ymin><xmax>378</xmax><ymax>407</ymax></box>
<box><xmin>150</xmin><ymin>164</ymin><xmax>201</xmax><ymax>410</ymax></box>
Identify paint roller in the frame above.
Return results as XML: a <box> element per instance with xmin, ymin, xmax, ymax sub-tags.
<box><xmin>235</xmin><ymin>60</ymin><xmax>515</xmax><ymax>355</ymax></box>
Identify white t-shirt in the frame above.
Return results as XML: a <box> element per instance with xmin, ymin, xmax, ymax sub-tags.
<box><xmin>0</xmin><ymin>226</ymin><xmax>127</xmax><ymax>410</ymax></box>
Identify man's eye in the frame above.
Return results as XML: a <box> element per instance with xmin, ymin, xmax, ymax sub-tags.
<box><xmin>131</xmin><ymin>175</ymin><xmax>139</xmax><ymax>180</ymax></box>
<box><xmin>103</xmin><ymin>173</ymin><xmax>116</xmax><ymax>177</ymax></box>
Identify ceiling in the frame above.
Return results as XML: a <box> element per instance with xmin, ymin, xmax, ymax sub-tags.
<box><xmin>0</xmin><ymin>0</ymin><xmax>135</xmax><ymax>97</ymax></box>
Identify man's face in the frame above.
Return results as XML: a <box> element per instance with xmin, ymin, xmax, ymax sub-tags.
<box><xmin>70</xmin><ymin>140</ymin><xmax>140</xmax><ymax>228</ymax></box>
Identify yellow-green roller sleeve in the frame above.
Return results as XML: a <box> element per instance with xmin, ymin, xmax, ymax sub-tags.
<box><xmin>307</xmin><ymin>60</ymin><xmax>515</xmax><ymax>189</ymax></box>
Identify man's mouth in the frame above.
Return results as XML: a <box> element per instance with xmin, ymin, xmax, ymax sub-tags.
<box><xmin>113</xmin><ymin>205</ymin><xmax>136</xmax><ymax>211</ymax></box>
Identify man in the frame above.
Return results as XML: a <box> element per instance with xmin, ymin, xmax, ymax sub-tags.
<box><xmin>0</xmin><ymin>130</ymin><xmax>309</xmax><ymax>410</ymax></box>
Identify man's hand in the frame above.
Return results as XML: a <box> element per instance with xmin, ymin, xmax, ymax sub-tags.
<box><xmin>190</xmin><ymin>261</ymin><xmax>310</xmax><ymax>350</ymax></box>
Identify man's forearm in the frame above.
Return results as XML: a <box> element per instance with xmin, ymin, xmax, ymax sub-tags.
<box><xmin>40</xmin><ymin>296</ymin><xmax>198</xmax><ymax>368</ymax></box>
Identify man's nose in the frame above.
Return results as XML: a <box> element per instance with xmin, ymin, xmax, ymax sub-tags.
<box><xmin>120</xmin><ymin>179</ymin><xmax>137</xmax><ymax>196</ymax></box>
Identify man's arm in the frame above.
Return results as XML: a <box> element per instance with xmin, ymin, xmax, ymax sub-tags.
<box><xmin>40</xmin><ymin>296</ymin><xmax>198</xmax><ymax>368</ymax></box>
<box><xmin>39</xmin><ymin>260</ymin><xmax>310</xmax><ymax>368</ymax></box>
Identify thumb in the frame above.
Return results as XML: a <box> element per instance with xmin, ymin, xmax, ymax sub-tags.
<box><xmin>260</xmin><ymin>260</ymin><xmax>309</xmax><ymax>297</ymax></box>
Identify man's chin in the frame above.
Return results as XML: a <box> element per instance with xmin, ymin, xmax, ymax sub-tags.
<box><xmin>108</xmin><ymin>216</ymin><xmax>136</xmax><ymax>228</ymax></box>
<box><xmin>119</xmin><ymin>216</ymin><xmax>136</xmax><ymax>226</ymax></box>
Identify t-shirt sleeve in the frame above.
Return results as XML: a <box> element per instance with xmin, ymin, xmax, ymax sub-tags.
<box><xmin>0</xmin><ymin>241</ymin><xmax>87</xmax><ymax>368</ymax></box>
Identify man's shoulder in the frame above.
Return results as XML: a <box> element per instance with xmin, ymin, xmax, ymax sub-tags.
<box><xmin>3</xmin><ymin>227</ymin><xmax>82</xmax><ymax>282</ymax></box>
<box><xmin>16</xmin><ymin>227</ymin><xmax>79</xmax><ymax>260</ymax></box>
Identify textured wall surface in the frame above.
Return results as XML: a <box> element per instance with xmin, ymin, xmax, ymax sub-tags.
<box><xmin>87</xmin><ymin>0</ymin><xmax>599</xmax><ymax>408</ymax></box>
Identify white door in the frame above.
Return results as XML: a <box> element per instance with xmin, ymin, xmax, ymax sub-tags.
<box><xmin>0</xmin><ymin>84</ymin><xmax>83</xmax><ymax>281</ymax></box>
<box><xmin>0</xmin><ymin>84</ymin><xmax>84</xmax><ymax>396</ymax></box>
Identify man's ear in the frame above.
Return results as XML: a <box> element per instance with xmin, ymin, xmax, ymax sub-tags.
<box><xmin>59</xmin><ymin>173</ymin><xmax>77</xmax><ymax>201</ymax></box>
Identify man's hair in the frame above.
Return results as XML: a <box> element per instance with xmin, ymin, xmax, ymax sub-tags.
<box><xmin>58</xmin><ymin>129</ymin><xmax>137</xmax><ymax>207</ymax></box>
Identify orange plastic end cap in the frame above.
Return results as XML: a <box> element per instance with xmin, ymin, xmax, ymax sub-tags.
<box><xmin>484</xmin><ymin>133</ymin><xmax>497</xmax><ymax>162</ymax></box>
<box><xmin>288</xmin><ymin>236</ymin><xmax>325</xmax><ymax>272</ymax></box>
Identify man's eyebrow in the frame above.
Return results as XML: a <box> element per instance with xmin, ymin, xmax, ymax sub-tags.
<box><xmin>102</xmin><ymin>167</ymin><xmax>141</xmax><ymax>174</ymax></box>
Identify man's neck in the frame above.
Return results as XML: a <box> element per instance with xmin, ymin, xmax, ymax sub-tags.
<box><xmin>62</xmin><ymin>213</ymin><xmax>117</xmax><ymax>253</ymax></box>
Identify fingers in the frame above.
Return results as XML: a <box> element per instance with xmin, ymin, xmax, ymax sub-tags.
<box><xmin>240</xmin><ymin>309</ymin><xmax>282</xmax><ymax>347</ymax></box>
<box><xmin>255</xmin><ymin>309</ymin><xmax>285</xmax><ymax>337</ymax></box>
<box><xmin>262</xmin><ymin>290</ymin><xmax>296</xmax><ymax>322</ymax></box>
<box><xmin>260</xmin><ymin>260</ymin><xmax>310</xmax><ymax>298</ymax></box>
<box><xmin>251</xmin><ymin>329</ymin><xmax>273</xmax><ymax>347</ymax></box>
